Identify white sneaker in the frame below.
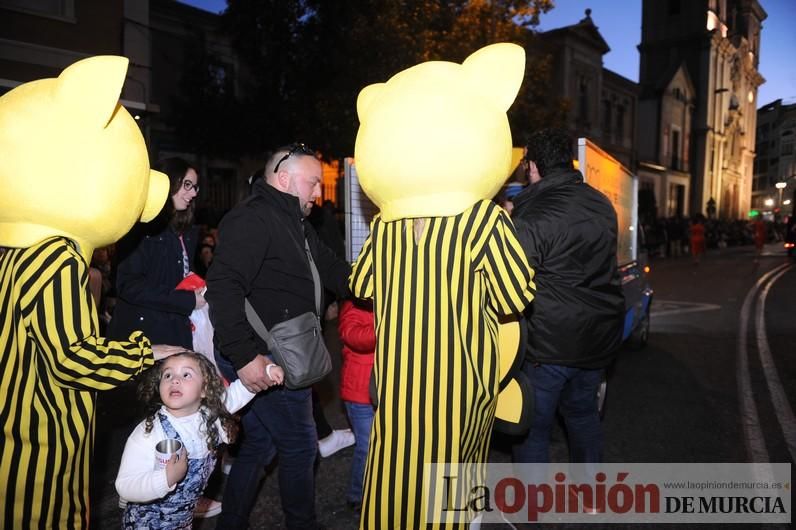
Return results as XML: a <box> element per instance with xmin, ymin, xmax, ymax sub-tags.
<box><xmin>318</xmin><ymin>428</ymin><xmax>355</xmax><ymax>458</ymax></box>
<box><xmin>194</xmin><ymin>497</ymin><xmax>222</xmax><ymax>518</ymax></box>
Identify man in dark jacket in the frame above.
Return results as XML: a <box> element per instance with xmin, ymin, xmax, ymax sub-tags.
<box><xmin>206</xmin><ymin>143</ymin><xmax>351</xmax><ymax>529</ymax></box>
<box><xmin>511</xmin><ymin>128</ymin><xmax>624</xmax><ymax>467</ymax></box>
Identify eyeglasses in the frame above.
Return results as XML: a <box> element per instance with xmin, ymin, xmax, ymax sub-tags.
<box><xmin>273</xmin><ymin>143</ymin><xmax>316</xmax><ymax>174</ymax></box>
<box><xmin>181</xmin><ymin>180</ymin><xmax>199</xmax><ymax>193</ymax></box>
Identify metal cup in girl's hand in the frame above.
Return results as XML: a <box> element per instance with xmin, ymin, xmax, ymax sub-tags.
<box><xmin>154</xmin><ymin>438</ymin><xmax>183</xmax><ymax>470</ymax></box>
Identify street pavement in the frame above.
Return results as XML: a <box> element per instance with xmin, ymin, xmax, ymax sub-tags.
<box><xmin>89</xmin><ymin>243</ymin><xmax>794</xmax><ymax>529</ymax></box>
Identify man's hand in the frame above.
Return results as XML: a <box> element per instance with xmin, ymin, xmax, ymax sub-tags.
<box><xmin>152</xmin><ymin>344</ymin><xmax>186</xmax><ymax>361</ymax></box>
<box><xmin>237</xmin><ymin>355</ymin><xmax>274</xmax><ymax>393</ymax></box>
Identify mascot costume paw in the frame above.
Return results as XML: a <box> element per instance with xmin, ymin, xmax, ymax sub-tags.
<box><xmin>349</xmin><ymin>43</ymin><xmax>536</xmax><ymax>528</ymax></box>
<box><xmin>0</xmin><ymin>56</ymin><xmax>168</xmax><ymax>528</ymax></box>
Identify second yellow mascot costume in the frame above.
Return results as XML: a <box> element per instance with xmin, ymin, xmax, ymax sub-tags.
<box><xmin>350</xmin><ymin>43</ymin><xmax>536</xmax><ymax>528</ymax></box>
<box><xmin>0</xmin><ymin>56</ymin><xmax>168</xmax><ymax>529</ymax></box>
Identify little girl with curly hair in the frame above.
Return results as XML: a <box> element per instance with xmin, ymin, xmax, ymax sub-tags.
<box><xmin>115</xmin><ymin>351</ymin><xmax>283</xmax><ymax>529</ymax></box>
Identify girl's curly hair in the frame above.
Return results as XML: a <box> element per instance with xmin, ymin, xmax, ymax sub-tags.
<box><xmin>137</xmin><ymin>351</ymin><xmax>238</xmax><ymax>450</ymax></box>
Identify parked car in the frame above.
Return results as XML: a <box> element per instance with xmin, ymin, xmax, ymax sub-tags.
<box><xmin>785</xmin><ymin>215</ymin><xmax>795</xmax><ymax>258</ymax></box>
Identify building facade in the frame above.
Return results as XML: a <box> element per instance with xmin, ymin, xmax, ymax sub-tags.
<box><xmin>0</xmin><ymin>0</ymin><xmax>340</xmax><ymax>223</ymax></box>
<box><xmin>637</xmin><ymin>0</ymin><xmax>766</xmax><ymax>220</ymax></box>
<box><xmin>637</xmin><ymin>64</ymin><xmax>696</xmax><ymax>218</ymax></box>
<box><xmin>754</xmin><ymin>99</ymin><xmax>796</xmax><ymax>218</ymax></box>
<box><xmin>538</xmin><ymin>9</ymin><xmax>638</xmax><ymax>170</ymax></box>
<box><xmin>0</xmin><ymin>0</ymin><xmax>152</xmax><ymax>114</ymax></box>
<box><xmin>148</xmin><ymin>0</ymin><xmax>251</xmax><ymax>225</ymax></box>
<box><xmin>0</xmin><ymin>0</ymin><xmax>242</xmax><ymax>224</ymax></box>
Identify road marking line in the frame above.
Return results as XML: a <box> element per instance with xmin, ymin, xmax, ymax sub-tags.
<box><xmin>736</xmin><ymin>263</ymin><xmax>790</xmax><ymax>462</ymax></box>
<box><xmin>651</xmin><ymin>301</ymin><xmax>721</xmax><ymax>318</ymax></box>
<box><xmin>755</xmin><ymin>264</ymin><xmax>796</xmax><ymax>462</ymax></box>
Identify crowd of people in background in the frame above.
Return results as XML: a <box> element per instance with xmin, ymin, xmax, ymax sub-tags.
<box><xmin>641</xmin><ymin>215</ymin><xmax>787</xmax><ymax>259</ymax></box>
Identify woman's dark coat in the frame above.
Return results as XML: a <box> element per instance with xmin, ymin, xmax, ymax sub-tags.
<box><xmin>108</xmin><ymin>220</ymin><xmax>198</xmax><ymax>348</ymax></box>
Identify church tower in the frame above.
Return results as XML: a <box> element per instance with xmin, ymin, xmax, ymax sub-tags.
<box><xmin>638</xmin><ymin>0</ymin><xmax>766</xmax><ymax>219</ymax></box>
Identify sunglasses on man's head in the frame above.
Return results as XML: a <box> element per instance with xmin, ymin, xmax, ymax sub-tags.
<box><xmin>273</xmin><ymin>143</ymin><xmax>316</xmax><ymax>173</ymax></box>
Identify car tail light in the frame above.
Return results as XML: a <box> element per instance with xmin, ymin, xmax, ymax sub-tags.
<box><xmin>785</xmin><ymin>243</ymin><xmax>795</xmax><ymax>249</ymax></box>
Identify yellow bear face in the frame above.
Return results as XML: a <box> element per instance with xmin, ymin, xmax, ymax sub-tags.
<box><xmin>354</xmin><ymin>43</ymin><xmax>525</xmax><ymax>221</ymax></box>
<box><xmin>0</xmin><ymin>56</ymin><xmax>168</xmax><ymax>260</ymax></box>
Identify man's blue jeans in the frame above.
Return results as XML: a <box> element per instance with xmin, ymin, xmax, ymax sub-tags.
<box><xmin>512</xmin><ymin>362</ymin><xmax>604</xmax><ymax>464</ymax></box>
<box><xmin>215</xmin><ymin>354</ymin><xmax>318</xmax><ymax>529</ymax></box>
<box><xmin>343</xmin><ymin>401</ymin><xmax>374</xmax><ymax>505</ymax></box>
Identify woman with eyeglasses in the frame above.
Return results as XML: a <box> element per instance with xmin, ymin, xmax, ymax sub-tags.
<box><xmin>109</xmin><ymin>159</ymin><xmax>226</xmax><ymax>519</ymax></box>
<box><xmin>108</xmin><ymin>157</ymin><xmax>205</xmax><ymax>354</ymax></box>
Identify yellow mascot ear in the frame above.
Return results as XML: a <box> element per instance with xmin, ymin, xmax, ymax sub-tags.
<box><xmin>356</xmin><ymin>83</ymin><xmax>385</xmax><ymax>122</ymax></box>
<box><xmin>461</xmin><ymin>43</ymin><xmax>525</xmax><ymax>112</ymax></box>
<box><xmin>511</xmin><ymin>147</ymin><xmax>525</xmax><ymax>173</ymax></box>
<box><xmin>494</xmin><ymin>316</ymin><xmax>533</xmax><ymax>435</ymax></box>
<box><xmin>55</xmin><ymin>55</ymin><xmax>129</xmax><ymax>128</ymax></box>
<box><xmin>140</xmin><ymin>170</ymin><xmax>169</xmax><ymax>222</ymax></box>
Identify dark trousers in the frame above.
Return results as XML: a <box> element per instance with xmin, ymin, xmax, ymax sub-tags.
<box><xmin>215</xmin><ymin>354</ymin><xmax>318</xmax><ymax>529</ymax></box>
<box><xmin>512</xmin><ymin>362</ymin><xmax>604</xmax><ymax>464</ymax></box>
<box><xmin>343</xmin><ymin>401</ymin><xmax>374</xmax><ymax>504</ymax></box>
<box><xmin>313</xmin><ymin>387</ymin><xmax>333</xmax><ymax>439</ymax></box>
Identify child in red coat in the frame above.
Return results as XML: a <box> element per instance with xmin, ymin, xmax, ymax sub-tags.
<box><xmin>338</xmin><ymin>298</ymin><xmax>376</xmax><ymax>512</ymax></box>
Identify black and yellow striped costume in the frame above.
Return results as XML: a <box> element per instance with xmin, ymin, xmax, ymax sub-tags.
<box><xmin>0</xmin><ymin>237</ymin><xmax>154</xmax><ymax>529</ymax></box>
<box><xmin>350</xmin><ymin>200</ymin><xmax>535</xmax><ymax>528</ymax></box>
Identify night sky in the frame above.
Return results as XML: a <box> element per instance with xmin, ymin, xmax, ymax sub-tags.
<box><xmin>180</xmin><ymin>0</ymin><xmax>795</xmax><ymax>107</ymax></box>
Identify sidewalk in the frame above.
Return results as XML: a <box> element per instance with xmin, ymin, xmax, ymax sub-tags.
<box><xmin>646</xmin><ymin>241</ymin><xmax>787</xmax><ymax>264</ymax></box>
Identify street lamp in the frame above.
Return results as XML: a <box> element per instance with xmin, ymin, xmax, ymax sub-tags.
<box><xmin>764</xmin><ymin>198</ymin><xmax>774</xmax><ymax>207</ymax></box>
<box><xmin>775</xmin><ymin>181</ymin><xmax>787</xmax><ymax>206</ymax></box>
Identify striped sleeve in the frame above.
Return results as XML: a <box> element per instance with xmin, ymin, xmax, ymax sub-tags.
<box><xmin>349</xmin><ymin>217</ymin><xmax>377</xmax><ymax>299</ymax></box>
<box><xmin>28</xmin><ymin>241</ymin><xmax>154</xmax><ymax>391</ymax></box>
<box><xmin>473</xmin><ymin>201</ymin><xmax>536</xmax><ymax>315</ymax></box>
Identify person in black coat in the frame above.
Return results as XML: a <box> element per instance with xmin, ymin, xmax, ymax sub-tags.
<box><xmin>510</xmin><ymin>129</ymin><xmax>624</xmax><ymax>468</ymax></box>
<box><xmin>108</xmin><ymin>157</ymin><xmax>204</xmax><ymax>348</ymax></box>
<box><xmin>207</xmin><ymin>143</ymin><xmax>351</xmax><ymax>529</ymax></box>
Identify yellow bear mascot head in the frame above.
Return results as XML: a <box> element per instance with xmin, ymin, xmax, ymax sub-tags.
<box><xmin>0</xmin><ymin>56</ymin><xmax>168</xmax><ymax>260</ymax></box>
<box><xmin>354</xmin><ymin>43</ymin><xmax>525</xmax><ymax>221</ymax></box>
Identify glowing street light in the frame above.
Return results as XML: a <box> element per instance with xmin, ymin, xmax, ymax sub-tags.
<box><xmin>775</xmin><ymin>181</ymin><xmax>787</xmax><ymax>207</ymax></box>
<box><xmin>764</xmin><ymin>198</ymin><xmax>774</xmax><ymax>207</ymax></box>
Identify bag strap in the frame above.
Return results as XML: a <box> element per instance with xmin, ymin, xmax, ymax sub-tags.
<box><xmin>283</xmin><ymin>223</ymin><xmax>322</xmax><ymax>318</ymax></box>
<box><xmin>304</xmin><ymin>238</ymin><xmax>322</xmax><ymax>317</ymax></box>
<box><xmin>245</xmin><ymin>298</ymin><xmax>279</xmax><ymax>352</ymax></box>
